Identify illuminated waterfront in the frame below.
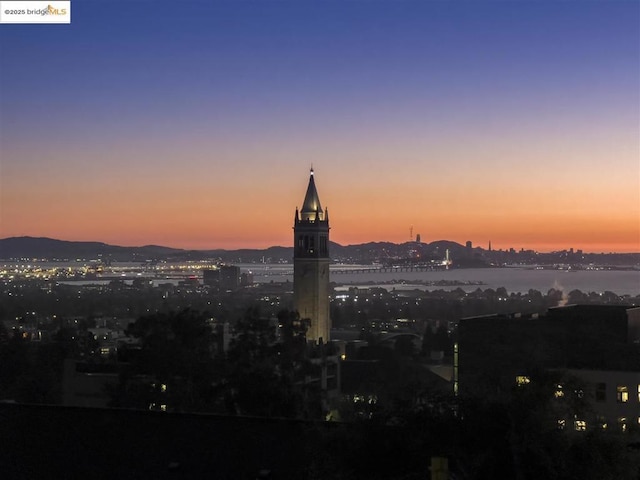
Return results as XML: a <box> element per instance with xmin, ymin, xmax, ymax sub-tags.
<box><xmin>4</xmin><ymin>261</ymin><xmax>636</xmax><ymax>295</ymax></box>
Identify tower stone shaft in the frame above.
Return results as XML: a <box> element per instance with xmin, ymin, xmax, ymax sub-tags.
<box><xmin>293</xmin><ymin>169</ymin><xmax>330</xmax><ymax>343</ymax></box>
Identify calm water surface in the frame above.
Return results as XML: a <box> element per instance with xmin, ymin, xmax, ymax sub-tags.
<box><xmin>245</xmin><ymin>266</ymin><xmax>640</xmax><ymax>295</ymax></box>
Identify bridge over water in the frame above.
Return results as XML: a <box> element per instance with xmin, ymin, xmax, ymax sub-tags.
<box><xmin>247</xmin><ymin>265</ymin><xmax>449</xmax><ymax>277</ymax></box>
<box><xmin>330</xmin><ymin>265</ymin><xmax>448</xmax><ymax>275</ymax></box>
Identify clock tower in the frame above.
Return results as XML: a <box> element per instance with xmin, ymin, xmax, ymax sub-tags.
<box><xmin>293</xmin><ymin>168</ymin><xmax>330</xmax><ymax>343</ymax></box>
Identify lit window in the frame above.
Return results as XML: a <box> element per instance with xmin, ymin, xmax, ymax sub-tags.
<box><xmin>617</xmin><ymin>386</ymin><xmax>629</xmax><ymax>403</ymax></box>
<box><xmin>618</xmin><ymin>417</ymin><xmax>628</xmax><ymax>432</ymax></box>
<box><xmin>574</xmin><ymin>419</ymin><xmax>587</xmax><ymax>431</ymax></box>
<box><xmin>557</xmin><ymin>419</ymin><xmax>566</xmax><ymax>430</ymax></box>
<box><xmin>160</xmin><ymin>384</ymin><xmax>167</xmax><ymax>393</ymax></box>
<box><xmin>554</xmin><ymin>384</ymin><xmax>564</xmax><ymax>398</ymax></box>
<box><xmin>516</xmin><ymin>376</ymin><xmax>530</xmax><ymax>387</ymax></box>
<box><xmin>160</xmin><ymin>404</ymin><xmax>167</xmax><ymax>412</ymax></box>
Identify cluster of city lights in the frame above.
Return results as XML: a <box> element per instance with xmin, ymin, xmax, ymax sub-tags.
<box><xmin>0</xmin><ymin>261</ymin><xmax>221</xmax><ymax>282</ymax></box>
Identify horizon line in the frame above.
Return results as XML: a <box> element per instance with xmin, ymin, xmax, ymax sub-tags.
<box><xmin>1</xmin><ymin>235</ymin><xmax>638</xmax><ymax>256</ymax></box>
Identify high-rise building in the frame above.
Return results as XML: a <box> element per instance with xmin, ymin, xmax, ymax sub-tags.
<box><xmin>220</xmin><ymin>265</ymin><xmax>241</xmax><ymax>291</ymax></box>
<box><xmin>202</xmin><ymin>266</ymin><xmax>242</xmax><ymax>291</ymax></box>
<box><xmin>293</xmin><ymin>168</ymin><xmax>331</xmax><ymax>343</ymax></box>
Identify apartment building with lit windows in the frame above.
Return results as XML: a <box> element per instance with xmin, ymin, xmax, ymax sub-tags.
<box><xmin>456</xmin><ymin>304</ymin><xmax>640</xmax><ymax>432</ymax></box>
<box><xmin>561</xmin><ymin>368</ymin><xmax>640</xmax><ymax>432</ymax></box>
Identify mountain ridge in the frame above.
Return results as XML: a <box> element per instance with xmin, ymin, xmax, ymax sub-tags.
<box><xmin>0</xmin><ymin>236</ymin><xmax>463</xmax><ymax>262</ymax></box>
<box><xmin>1</xmin><ymin>236</ymin><xmax>638</xmax><ymax>265</ymax></box>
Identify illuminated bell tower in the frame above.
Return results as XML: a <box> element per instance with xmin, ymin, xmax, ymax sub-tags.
<box><xmin>293</xmin><ymin>168</ymin><xmax>331</xmax><ymax>343</ymax></box>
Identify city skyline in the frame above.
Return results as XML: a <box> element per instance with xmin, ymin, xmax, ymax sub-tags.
<box><xmin>1</xmin><ymin>2</ymin><xmax>638</xmax><ymax>253</ymax></box>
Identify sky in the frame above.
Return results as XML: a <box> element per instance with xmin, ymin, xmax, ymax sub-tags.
<box><xmin>1</xmin><ymin>1</ymin><xmax>638</xmax><ymax>253</ymax></box>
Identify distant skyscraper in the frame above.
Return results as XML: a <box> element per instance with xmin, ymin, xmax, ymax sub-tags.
<box><xmin>202</xmin><ymin>266</ymin><xmax>242</xmax><ymax>290</ymax></box>
<box><xmin>293</xmin><ymin>168</ymin><xmax>331</xmax><ymax>343</ymax></box>
<box><xmin>220</xmin><ymin>265</ymin><xmax>241</xmax><ymax>291</ymax></box>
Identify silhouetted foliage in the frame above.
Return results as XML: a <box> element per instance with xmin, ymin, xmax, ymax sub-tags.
<box><xmin>221</xmin><ymin>307</ymin><xmax>321</xmax><ymax>418</ymax></box>
<box><xmin>109</xmin><ymin>307</ymin><xmax>323</xmax><ymax>419</ymax></box>
<box><xmin>0</xmin><ymin>332</ymin><xmax>64</xmax><ymax>404</ymax></box>
<box><xmin>109</xmin><ymin>308</ymin><xmax>218</xmax><ymax>412</ymax></box>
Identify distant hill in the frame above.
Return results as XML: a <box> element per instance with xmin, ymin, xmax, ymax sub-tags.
<box><xmin>0</xmin><ymin>236</ymin><xmax>303</xmax><ymax>263</ymax></box>
<box><xmin>0</xmin><ymin>237</ymin><xmax>184</xmax><ymax>262</ymax></box>
<box><xmin>0</xmin><ymin>236</ymin><xmax>440</xmax><ymax>263</ymax></box>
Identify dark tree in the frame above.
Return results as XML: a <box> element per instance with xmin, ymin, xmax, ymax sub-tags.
<box><xmin>433</xmin><ymin>324</ymin><xmax>450</xmax><ymax>353</ymax></box>
<box><xmin>109</xmin><ymin>308</ymin><xmax>218</xmax><ymax>412</ymax></box>
<box><xmin>222</xmin><ymin>307</ymin><xmax>321</xmax><ymax>419</ymax></box>
<box><xmin>422</xmin><ymin>323</ymin><xmax>435</xmax><ymax>356</ymax></box>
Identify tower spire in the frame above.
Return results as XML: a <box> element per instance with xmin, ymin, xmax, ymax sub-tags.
<box><xmin>300</xmin><ymin>168</ymin><xmax>323</xmax><ymax>221</ymax></box>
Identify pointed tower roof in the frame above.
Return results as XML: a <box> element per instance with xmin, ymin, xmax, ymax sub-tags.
<box><xmin>300</xmin><ymin>168</ymin><xmax>323</xmax><ymax>221</ymax></box>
